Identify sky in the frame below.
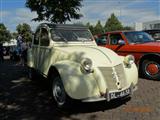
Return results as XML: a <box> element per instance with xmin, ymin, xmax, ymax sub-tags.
<box><xmin>0</xmin><ymin>0</ymin><xmax>160</xmax><ymax>32</ymax></box>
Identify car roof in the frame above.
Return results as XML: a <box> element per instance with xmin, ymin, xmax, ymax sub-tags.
<box><xmin>38</xmin><ymin>23</ymin><xmax>88</xmax><ymax>30</ymax></box>
<box><xmin>144</xmin><ymin>29</ymin><xmax>160</xmax><ymax>33</ymax></box>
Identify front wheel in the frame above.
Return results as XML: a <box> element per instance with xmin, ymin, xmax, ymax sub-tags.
<box><xmin>141</xmin><ymin>59</ymin><xmax>160</xmax><ymax>80</ymax></box>
<box><xmin>52</xmin><ymin>76</ymin><xmax>72</xmax><ymax>108</ymax></box>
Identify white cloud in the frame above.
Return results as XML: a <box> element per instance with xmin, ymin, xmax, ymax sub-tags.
<box><xmin>69</xmin><ymin>0</ymin><xmax>160</xmax><ymax>26</ymax></box>
<box><xmin>1</xmin><ymin>0</ymin><xmax>160</xmax><ymax>31</ymax></box>
<box><xmin>3</xmin><ymin>8</ymin><xmax>45</xmax><ymax>32</ymax></box>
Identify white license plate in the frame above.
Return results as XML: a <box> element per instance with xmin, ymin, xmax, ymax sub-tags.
<box><xmin>108</xmin><ymin>88</ymin><xmax>131</xmax><ymax>100</ymax></box>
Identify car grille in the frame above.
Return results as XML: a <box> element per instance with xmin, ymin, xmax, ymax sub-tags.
<box><xmin>98</xmin><ymin>64</ymin><xmax>127</xmax><ymax>91</ymax></box>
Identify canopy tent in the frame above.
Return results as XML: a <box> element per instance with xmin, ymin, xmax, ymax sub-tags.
<box><xmin>3</xmin><ymin>39</ymin><xmax>17</xmax><ymax>46</ymax></box>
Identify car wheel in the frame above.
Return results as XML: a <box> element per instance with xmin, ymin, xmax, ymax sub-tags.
<box><xmin>52</xmin><ymin>76</ymin><xmax>71</xmax><ymax>108</ymax></box>
<box><xmin>141</xmin><ymin>59</ymin><xmax>160</xmax><ymax>80</ymax></box>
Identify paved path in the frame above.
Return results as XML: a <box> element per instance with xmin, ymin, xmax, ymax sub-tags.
<box><xmin>0</xmin><ymin>60</ymin><xmax>160</xmax><ymax>120</ymax></box>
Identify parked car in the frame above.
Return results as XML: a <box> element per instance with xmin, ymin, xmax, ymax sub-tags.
<box><xmin>96</xmin><ymin>31</ymin><xmax>160</xmax><ymax>80</ymax></box>
<box><xmin>27</xmin><ymin>23</ymin><xmax>138</xmax><ymax>108</ymax></box>
<box><xmin>144</xmin><ymin>29</ymin><xmax>160</xmax><ymax>41</ymax></box>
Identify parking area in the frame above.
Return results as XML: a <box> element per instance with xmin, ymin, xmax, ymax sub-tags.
<box><xmin>0</xmin><ymin>60</ymin><xmax>160</xmax><ymax>120</ymax></box>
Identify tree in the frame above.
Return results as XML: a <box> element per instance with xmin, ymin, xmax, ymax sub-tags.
<box><xmin>86</xmin><ymin>22</ymin><xmax>95</xmax><ymax>34</ymax></box>
<box><xmin>104</xmin><ymin>13</ymin><xmax>123</xmax><ymax>32</ymax></box>
<box><xmin>94</xmin><ymin>20</ymin><xmax>104</xmax><ymax>35</ymax></box>
<box><xmin>0</xmin><ymin>23</ymin><xmax>11</xmax><ymax>43</ymax></box>
<box><xmin>123</xmin><ymin>26</ymin><xmax>133</xmax><ymax>30</ymax></box>
<box><xmin>11</xmin><ymin>32</ymin><xmax>18</xmax><ymax>39</ymax></box>
<box><xmin>26</xmin><ymin>0</ymin><xmax>83</xmax><ymax>23</ymax></box>
<box><xmin>16</xmin><ymin>23</ymin><xmax>32</xmax><ymax>42</ymax></box>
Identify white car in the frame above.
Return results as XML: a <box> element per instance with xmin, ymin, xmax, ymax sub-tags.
<box><xmin>27</xmin><ymin>23</ymin><xmax>138</xmax><ymax>108</ymax></box>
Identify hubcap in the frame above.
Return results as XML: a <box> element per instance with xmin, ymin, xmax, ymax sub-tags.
<box><xmin>53</xmin><ymin>80</ymin><xmax>65</xmax><ymax>106</ymax></box>
<box><xmin>145</xmin><ymin>62</ymin><xmax>160</xmax><ymax>76</ymax></box>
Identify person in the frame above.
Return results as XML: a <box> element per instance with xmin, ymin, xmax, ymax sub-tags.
<box><xmin>20</xmin><ymin>40</ymin><xmax>28</xmax><ymax>66</ymax></box>
<box><xmin>0</xmin><ymin>43</ymin><xmax>4</xmax><ymax>62</ymax></box>
<box><xmin>16</xmin><ymin>34</ymin><xmax>23</xmax><ymax>65</ymax></box>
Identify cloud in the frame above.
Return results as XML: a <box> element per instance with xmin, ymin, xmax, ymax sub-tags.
<box><xmin>1</xmin><ymin>0</ymin><xmax>160</xmax><ymax>31</ymax></box>
<box><xmin>69</xmin><ymin>0</ymin><xmax>160</xmax><ymax>26</ymax></box>
<box><xmin>2</xmin><ymin>8</ymin><xmax>45</xmax><ymax>32</ymax></box>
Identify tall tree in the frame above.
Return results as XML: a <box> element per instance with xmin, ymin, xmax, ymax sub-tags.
<box><xmin>123</xmin><ymin>26</ymin><xmax>133</xmax><ymax>30</ymax></box>
<box><xmin>86</xmin><ymin>22</ymin><xmax>95</xmax><ymax>34</ymax></box>
<box><xmin>0</xmin><ymin>23</ymin><xmax>11</xmax><ymax>43</ymax></box>
<box><xmin>104</xmin><ymin>13</ymin><xmax>123</xmax><ymax>32</ymax></box>
<box><xmin>16</xmin><ymin>23</ymin><xmax>32</xmax><ymax>42</ymax></box>
<box><xmin>26</xmin><ymin>0</ymin><xmax>83</xmax><ymax>23</ymax></box>
<box><xmin>94</xmin><ymin>20</ymin><xmax>104</xmax><ymax>35</ymax></box>
<box><xmin>11</xmin><ymin>32</ymin><xmax>18</xmax><ymax>39</ymax></box>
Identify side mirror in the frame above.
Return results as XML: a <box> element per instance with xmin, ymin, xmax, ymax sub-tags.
<box><xmin>118</xmin><ymin>40</ymin><xmax>125</xmax><ymax>46</ymax></box>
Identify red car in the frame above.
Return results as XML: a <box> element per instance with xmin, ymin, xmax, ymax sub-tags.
<box><xmin>96</xmin><ymin>31</ymin><xmax>160</xmax><ymax>80</ymax></box>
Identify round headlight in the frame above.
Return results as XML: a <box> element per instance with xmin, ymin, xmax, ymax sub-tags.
<box><xmin>124</xmin><ymin>55</ymin><xmax>135</xmax><ymax>65</ymax></box>
<box><xmin>81</xmin><ymin>58</ymin><xmax>93</xmax><ymax>72</ymax></box>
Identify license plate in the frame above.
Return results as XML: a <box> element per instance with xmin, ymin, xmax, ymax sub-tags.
<box><xmin>108</xmin><ymin>88</ymin><xmax>131</xmax><ymax>100</ymax></box>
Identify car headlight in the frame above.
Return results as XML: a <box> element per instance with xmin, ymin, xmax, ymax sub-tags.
<box><xmin>124</xmin><ymin>55</ymin><xmax>135</xmax><ymax>65</ymax></box>
<box><xmin>80</xmin><ymin>58</ymin><xmax>93</xmax><ymax>73</ymax></box>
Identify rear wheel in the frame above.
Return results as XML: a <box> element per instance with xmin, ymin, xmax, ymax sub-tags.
<box><xmin>141</xmin><ymin>59</ymin><xmax>160</xmax><ymax>80</ymax></box>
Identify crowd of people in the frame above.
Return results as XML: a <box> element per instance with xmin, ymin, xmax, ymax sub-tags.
<box><xmin>0</xmin><ymin>34</ymin><xmax>30</xmax><ymax>66</ymax></box>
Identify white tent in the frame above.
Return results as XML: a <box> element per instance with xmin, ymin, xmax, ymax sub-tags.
<box><xmin>3</xmin><ymin>39</ymin><xmax>17</xmax><ymax>46</ymax></box>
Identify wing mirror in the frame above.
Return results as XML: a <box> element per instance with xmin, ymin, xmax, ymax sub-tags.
<box><xmin>118</xmin><ymin>40</ymin><xmax>126</xmax><ymax>46</ymax></box>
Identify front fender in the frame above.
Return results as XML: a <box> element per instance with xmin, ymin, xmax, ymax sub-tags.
<box><xmin>52</xmin><ymin>60</ymin><xmax>100</xmax><ymax>100</ymax></box>
<box><xmin>124</xmin><ymin>63</ymin><xmax>138</xmax><ymax>86</ymax></box>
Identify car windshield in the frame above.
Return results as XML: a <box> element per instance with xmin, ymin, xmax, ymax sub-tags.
<box><xmin>50</xmin><ymin>29</ymin><xmax>93</xmax><ymax>42</ymax></box>
<box><xmin>124</xmin><ymin>31</ymin><xmax>154</xmax><ymax>43</ymax></box>
<box><xmin>150</xmin><ymin>32</ymin><xmax>160</xmax><ymax>40</ymax></box>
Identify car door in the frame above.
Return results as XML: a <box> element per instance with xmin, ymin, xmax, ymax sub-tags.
<box><xmin>106</xmin><ymin>33</ymin><xmax>129</xmax><ymax>56</ymax></box>
<box><xmin>38</xmin><ymin>27</ymin><xmax>52</xmax><ymax>75</ymax></box>
<box><xmin>32</xmin><ymin>28</ymin><xmax>40</xmax><ymax>69</ymax></box>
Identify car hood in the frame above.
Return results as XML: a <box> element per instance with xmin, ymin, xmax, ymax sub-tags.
<box><xmin>56</xmin><ymin>46</ymin><xmax>123</xmax><ymax>67</ymax></box>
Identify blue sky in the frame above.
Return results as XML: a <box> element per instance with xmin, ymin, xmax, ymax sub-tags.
<box><xmin>0</xmin><ymin>0</ymin><xmax>160</xmax><ymax>32</ymax></box>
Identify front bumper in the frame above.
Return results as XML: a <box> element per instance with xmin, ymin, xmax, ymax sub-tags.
<box><xmin>82</xmin><ymin>84</ymin><xmax>137</xmax><ymax>102</ymax></box>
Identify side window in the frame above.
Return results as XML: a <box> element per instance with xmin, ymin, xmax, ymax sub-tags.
<box><xmin>109</xmin><ymin>34</ymin><xmax>123</xmax><ymax>45</ymax></box>
<box><xmin>95</xmin><ymin>35</ymin><xmax>107</xmax><ymax>45</ymax></box>
<box><xmin>34</xmin><ymin>29</ymin><xmax>40</xmax><ymax>45</ymax></box>
<box><xmin>40</xmin><ymin>28</ymin><xmax>50</xmax><ymax>46</ymax></box>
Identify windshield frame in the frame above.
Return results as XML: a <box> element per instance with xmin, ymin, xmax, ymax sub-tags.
<box><xmin>50</xmin><ymin>28</ymin><xmax>93</xmax><ymax>42</ymax></box>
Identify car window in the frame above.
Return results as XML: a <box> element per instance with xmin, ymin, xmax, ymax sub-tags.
<box><xmin>40</xmin><ymin>28</ymin><xmax>50</xmax><ymax>46</ymax></box>
<box><xmin>50</xmin><ymin>29</ymin><xmax>92</xmax><ymax>42</ymax></box>
<box><xmin>124</xmin><ymin>31</ymin><xmax>154</xmax><ymax>43</ymax></box>
<box><xmin>96</xmin><ymin>35</ymin><xmax>107</xmax><ymax>45</ymax></box>
<box><xmin>109</xmin><ymin>34</ymin><xmax>123</xmax><ymax>45</ymax></box>
<box><xmin>34</xmin><ymin>29</ymin><xmax>40</xmax><ymax>45</ymax></box>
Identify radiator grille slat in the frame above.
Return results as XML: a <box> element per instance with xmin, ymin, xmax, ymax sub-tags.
<box><xmin>98</xmin><ymin>64</ymin><xmax>127</xmax><ymax>91</ymax></box>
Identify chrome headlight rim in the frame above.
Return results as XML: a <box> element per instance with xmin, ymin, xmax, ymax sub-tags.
<box><xmin>124</xmin><ymin>55</ymin><xmax>135</xmax><ymax>65</ymax></box>
<box><xmin>80</xmin><ymin>58</ymin><xmax>93</xmax><ymax>72</ymax></box>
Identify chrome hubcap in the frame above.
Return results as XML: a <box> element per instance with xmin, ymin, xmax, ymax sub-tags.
<box><xmin>53</xmin><ymin>80</ymin><xmax>65</xmax><ymax>105</ymax></box>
